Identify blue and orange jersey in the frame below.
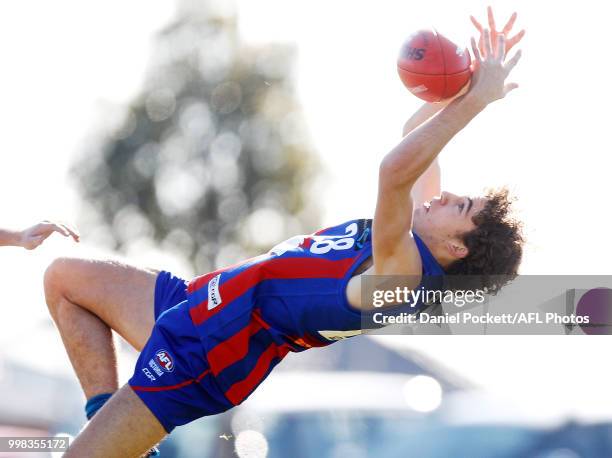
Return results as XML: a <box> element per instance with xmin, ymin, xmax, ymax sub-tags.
<box><xmin>185</xmin><ymin>218</ymin><xmax>444</xmax><ymax>406</ymax></box>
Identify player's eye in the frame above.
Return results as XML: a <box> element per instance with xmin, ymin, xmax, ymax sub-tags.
<box><xmin>459</xmin><ymin>203</ymin><xmax>464</xmax><ymax>213</ymax></box>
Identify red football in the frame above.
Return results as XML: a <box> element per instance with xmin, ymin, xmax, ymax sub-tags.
<box><xmin>397</xmin><ymin>29</ymin><xmax>471</xmax><ymax>102</ymax></box>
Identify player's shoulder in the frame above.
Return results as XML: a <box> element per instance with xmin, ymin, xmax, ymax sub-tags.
<box><xmin>373</xmin><ymin>228</ymin><xmax>423</xmax><ymax>277</ymax></box>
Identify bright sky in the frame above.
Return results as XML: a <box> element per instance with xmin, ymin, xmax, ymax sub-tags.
<box><xmin>0</xmin><ymin>0</ymin><xmax>610</xmax><ymax>422</ymax></box>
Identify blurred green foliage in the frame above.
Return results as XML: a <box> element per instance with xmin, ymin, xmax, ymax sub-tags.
<box><xmin>72</xmin><ymin>2</ymin><xmax>320</xmax><ymax>273</ymax></box>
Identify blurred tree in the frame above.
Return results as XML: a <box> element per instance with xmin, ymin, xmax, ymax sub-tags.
<box><xmin>72</xmin><ymin>0</ymin><xmax>321</xmax><ymax>274</ymax></box>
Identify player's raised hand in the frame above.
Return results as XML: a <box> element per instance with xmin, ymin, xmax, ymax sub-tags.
<box><xmin>470</xmin><ymin>6</ymin><xmax>525</xmax><ymax>58</ymax></box>
<box><xmin>19</xmin><ymin>220</ymin><xmax>80</xmax><ymax>250</ymax></box>
<box><xmin>467</xmin><ymin>30</ymin><xmax>522</xmax><ymax>106</ymax></box>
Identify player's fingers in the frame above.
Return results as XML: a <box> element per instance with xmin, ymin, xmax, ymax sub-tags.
<box><xmin>483</xmin><ymin>28</ymin><xmax>493</xmax><ymax>58</ymax></box>
<box><xmin>470</xmin><ymin>15</ymin><xmax>484</xmax><ymax>32</ymax></box>
<box><xmin>502</xmin><ymin>12</ymin><xmax>517</xmax><ymax>34</ymax></box>
<box><xmin>44</xmin><ymin>223</ymin><xmax>70</xmax><ymax>237</ymax></box>
<box><xmin>507</xmin><ymin>29</ymin><xmax>526</xmax><ymax>50</ymax></box>
<box><xmin>470</xmin><ymin>59</ymin><xmax>481</xmax><ymax>75</ymax></box>
<box><xmin>504</xmin><ymin>49</ymin><xmax>522</xmax><ymax>74</ymax></box>
<box><xmin>496</xmin><ymin>34</ymin><xmax>506</xmax><ymax>62</ymax></box>
<box><xmin>56</xmin><ymin>225</ymin><xmax>71</xmax><ymax>237</ymax></box>
<box><xmin>487</xmin><ymin>6</ymin><xmax>496</xmax><ymax>31</ymax></box>
<box><xmin>503</xmin><ymin>82</ymin><xmax>519</xmax><ymax>96</ymax></box>
<box><xmin>62</xmin><ymin>224</ymin><xmax>81</xmax><ymax>242</ymax></box>
<box><xmin>478</xmin><ymin>35</ymin><xmax>486</xmax><ymax>56</ymax></box>
<box><xmin>470</xmin><ymin>36</ymin><xmax>483</xmax><ymax>62</ymax></box>
<box><xmin>58</xmin><ymin>224</ymin><xmax>73</xmax><ymax>238</ymax></box>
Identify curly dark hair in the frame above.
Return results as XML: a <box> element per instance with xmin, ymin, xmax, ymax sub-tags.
<box><xmin>444</xmin><ymin>187</ymin><xmax>524</xmax><ymax>295</ymax></box>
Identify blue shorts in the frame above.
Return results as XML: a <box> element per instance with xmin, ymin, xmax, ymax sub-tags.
<box><xmin>128</xmin><ymin>271</ymin><xmax>232</xmax><ymax>433</ymax></box>
<box><xmin>153</xmin><ymin>271</ymin><xmax>189</xmax><ymax>320</ymax></box>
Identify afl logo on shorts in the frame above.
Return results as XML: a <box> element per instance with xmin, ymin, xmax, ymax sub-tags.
<box><xmin>155</xmin><ymin>349</ymin><xmax>174</xmax><ymax>373</ymax></box>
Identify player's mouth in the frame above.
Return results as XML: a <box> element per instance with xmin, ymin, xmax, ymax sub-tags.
<box><xmin>423</xmin><ymin>203</ymin><xmax>430</xmax><ymax>213</ymax></box>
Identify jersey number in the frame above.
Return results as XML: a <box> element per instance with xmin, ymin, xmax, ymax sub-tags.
<box><xmin>310</xmin><ymin>223</ymin><xmax>358</xmax><ymax>254</ymax></box>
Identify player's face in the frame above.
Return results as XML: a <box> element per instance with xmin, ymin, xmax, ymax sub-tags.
<box><xmin>413</xmin><ymin>191</ymin><xmax>487</xmax><ymax>255</ymax></box>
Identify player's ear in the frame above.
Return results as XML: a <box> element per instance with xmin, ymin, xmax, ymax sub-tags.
<box><xmin>445</xmin><ymin>239</ymin><xmax>468</xmax><ymax>259</ymax></box>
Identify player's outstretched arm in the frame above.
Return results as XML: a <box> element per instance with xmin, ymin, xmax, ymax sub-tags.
<box><xmin>0</xmin><ymin>221</ymin><xmax>79</xmax><ymax>250</ymax></box>
<box><xmin>406</xmin><ymin>7</ymin><xmax>525</xmax><ymax>209</ymax></box>
<box><xmin>373</xmin><ymin>31</ymin><xmax>521</xmax><ymax>278</ymax></box>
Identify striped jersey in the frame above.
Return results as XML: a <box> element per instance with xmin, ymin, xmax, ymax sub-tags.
<box><xmin>186</xmin><ymin>218</ymin><xmax>444</xmax><ymax>406</ymax></box>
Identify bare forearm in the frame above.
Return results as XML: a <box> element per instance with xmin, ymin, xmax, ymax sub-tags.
<box><xmin>382</xmin><ymin>94</ymin><xmax>485</xmax><ymax>186</ymax></box>
<box><xmin>0</xmin><ymin>228</ymin><xmax>22</xmax><ymax>247</ymax></box>
<box><xmin>403</xmin><ymin>105</ymin><xmax>444</xmax><ymax>205</ymax></box>
<box><xmin>402</xmin><ymin>102</ymin><xmax>446</xmax><ymax>137</ymax></box>
<box><xmin>0</xmin><ymin>221</ymin><xmax>79</xmax><ymax>250</ymax></box>
<box><xmin>411</xmin><ymin>159</ymin><xmax>440</xmax><ymax>205</ymax></box>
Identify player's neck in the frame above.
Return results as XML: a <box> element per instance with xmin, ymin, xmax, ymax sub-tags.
<box><xmin>414</xmin><ymin>231</ymin><xmax>454</xmax><ymax>270</ymax></box>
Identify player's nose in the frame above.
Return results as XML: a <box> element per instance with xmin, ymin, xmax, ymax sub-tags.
<box><xmin>440</xmin><ymin>191</ymin><xmax>459</xmax><ymax>205</ymax></box>
<box><xmin>439</xmin><ymin>191</ymin><xmax>450</xmax><ymax>205</ymax></box>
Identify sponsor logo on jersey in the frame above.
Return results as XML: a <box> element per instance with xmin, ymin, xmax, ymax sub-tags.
<box><xmin>142</xmin><ymin>367</ymin><xmax>156</xmax><ymax>382</ymax></box>
<box><xmin>208</xmin><ymin>274</ymin><xmax>223</xmax><ymax>310</ymax></box>
<box><xmin>148</xmin><ymin>359</ymin><xmax>164</xmax><ymax>376</ymax></box>
<box><xmin>154</xmin><ymin>349</ymin><xmax>175</xmax><ymax>373</ymax></box>
<box><xmin>355</xmin><ymin>224</ymin><xmax>371</xmax><ymax>249</ymax></box>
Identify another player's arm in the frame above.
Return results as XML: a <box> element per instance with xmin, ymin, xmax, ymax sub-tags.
<box><xmin>0</xmin><ymin>229</ymin><xmax>22</xmax><ymax>247</ymax></box>
<box><xmin>410</xmin><ymin>159</ymin><xmax>440</xmax><ymax>208</ymax></box>
<box><xmin>403</xmin><ymin>103</ymin><xmax>445</xmax><ymax>207</ymax></box>
<box><xmin>373</xmin><ymin>32</ymin><xmax>521</xmax><ymax>279</ymax></box>
<box><xmin>0</xmin><ymin>221</ymin><xmax>79</xmax><ymax>250</ymax></box>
